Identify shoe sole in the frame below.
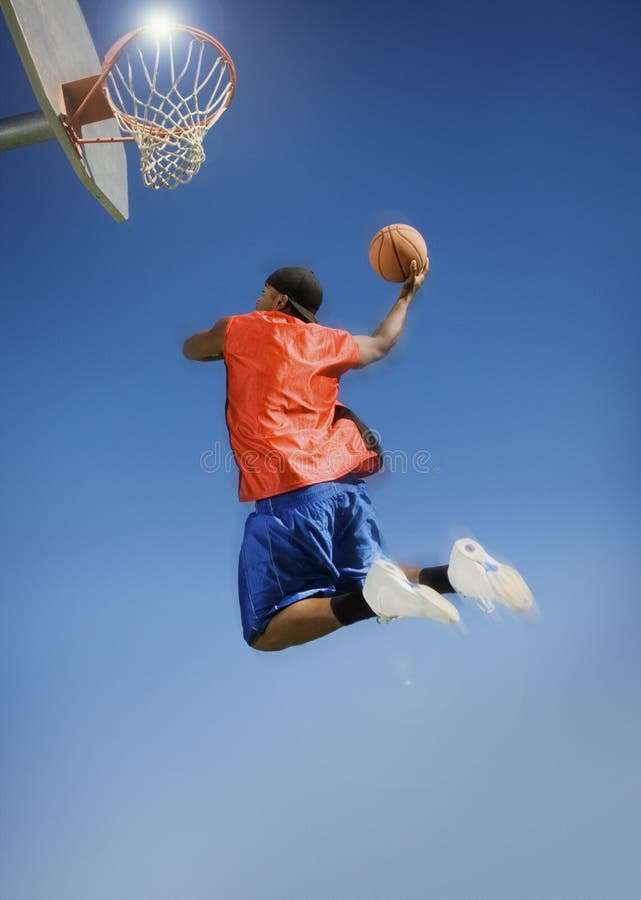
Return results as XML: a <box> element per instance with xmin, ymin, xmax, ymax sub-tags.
<box><xmin>448</xmin><ymin>539</ymin><xmax>534</xmax><ymax>612</ymax></box>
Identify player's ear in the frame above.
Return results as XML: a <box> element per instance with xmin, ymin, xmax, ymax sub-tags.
<box><xmin>275</xmin><ymin>293</ymin><xmax>290</xmax><ymax>310</ymax></box>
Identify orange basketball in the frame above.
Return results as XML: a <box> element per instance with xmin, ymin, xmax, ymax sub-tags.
<box><xmin>368</xmin><ymin>223</ymin><xmax>429</xmax><ymax>282</ymax></box>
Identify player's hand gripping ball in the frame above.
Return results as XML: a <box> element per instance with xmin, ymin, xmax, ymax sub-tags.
<box><xmin>368</xmin><ymin>223</ymin><xmax>429</xmax><ymax>282</ymax></box>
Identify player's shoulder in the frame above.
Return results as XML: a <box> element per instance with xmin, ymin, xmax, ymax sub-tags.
<box><xmin>225</xmin><ymin>310</ymin><xmax>270</xmax><ymax>333</ymax></box>
<box><xmin>305</xmin><ymin>323</ymin><xmax>360</xmax><ymax>369</ymax></box>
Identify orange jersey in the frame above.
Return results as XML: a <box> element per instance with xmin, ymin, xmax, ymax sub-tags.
<box><xmin>223</xmin><ymin>311</ymin><xmax>381</xmax><ymax>501</ymax></box>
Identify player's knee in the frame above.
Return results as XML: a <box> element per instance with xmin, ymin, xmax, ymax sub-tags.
<box><xmin>250</xmin><ymin>632</ymin><xmax>290</xmax><ymax>652</ymax></box>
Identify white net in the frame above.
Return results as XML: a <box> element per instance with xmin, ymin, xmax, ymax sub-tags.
<box><xmin>104</xmin><ymin>27</ymin><xmax>235</xmax><ymax>189</ymax></box>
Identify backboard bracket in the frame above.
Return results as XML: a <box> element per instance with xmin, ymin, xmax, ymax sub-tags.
<box><xmin>62</xmin><ymin>75</ymin><xmax>114</xmax><ymax>127</ymax></box>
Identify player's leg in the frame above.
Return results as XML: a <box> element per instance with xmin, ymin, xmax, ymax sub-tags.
<box><xmin>248</xmin><ymin>480</ymin><xmax>459</xmax><ymax>651</ymax></box>
<box><xmin>250</xmin><ymin>597</ymin><xmax>340</xmax><ymax>651</ymax></box>
<box><xmin>332</xmin><ymin>482</ymin><xmax>460</xmax><ymax>627</ymax></box>
<box><xmin>251</xmin><ymin>593</ymin><xmax>366</xmax><ymax>651</ymax></box>
<box><xmin>241</xmin><ymin>482</ymin><xmax>377</xmax><ymax>652</ymax></box>
<box><xmin>398</xmin><ymin>564</ymin><xmax>453</xmax><ymax>594</ymax></box>
<box><xmin>251</xmin><ymin>570</ymin><xmax>459</xmax><ymax>650</ymax></box>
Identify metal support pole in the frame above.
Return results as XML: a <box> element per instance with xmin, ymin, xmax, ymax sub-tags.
<box><xmin>0</xmin><ymin>110</ymin><xmax>54</xmax><ymax>151</ymax></box>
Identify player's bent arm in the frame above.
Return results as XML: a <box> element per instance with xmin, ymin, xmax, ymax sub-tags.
<box><xmin>182</xmin><ymin>317</ymin><xmax>230</xmax><ymax>361</ymax></box>
<box><xmin>351</xmin><ymin>262</ymin><xmax>427</xmax><ymax>369</ymax></box>
<box><xmin>352</xmin><ymin>334</ymin><xmax>390</xmax><ymax>368</ymax></box>
<box><xmin>351</xmin><ymin>293</ymin><xmax>412</xmax><ymax>368</ymax></box>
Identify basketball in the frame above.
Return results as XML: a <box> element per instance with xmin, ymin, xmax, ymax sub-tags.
<box><xmin>368</xmin><ymin>224</ymin><xmax>429</xmax><ymax>282</ymax></box>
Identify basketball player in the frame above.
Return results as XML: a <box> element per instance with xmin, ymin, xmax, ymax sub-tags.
<box><xmin>183</xmin><ymin>262</ymin><xmax>533</xmax><ymax>650</ymax></box>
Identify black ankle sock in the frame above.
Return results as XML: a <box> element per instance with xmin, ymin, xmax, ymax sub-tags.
<box><xmin>419</xmin><ymin>565</ymin><xmax>454</xmax><ymax>594</ymax></box>
<box><xmin>330</xmin><ymin>590</ymin><xmax>376</xmax><ymax>626</ymax></box>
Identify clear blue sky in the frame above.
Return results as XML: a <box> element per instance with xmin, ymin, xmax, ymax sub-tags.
<box><xmin>1</xmin><ymin>1</ymin><xmax>640</xmax><ymax>898</ymax></box>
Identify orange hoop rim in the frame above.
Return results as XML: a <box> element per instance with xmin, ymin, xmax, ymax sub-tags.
<box><xmin>64</xmin><ymin>23</ymin><xmax>236</xmax><ymax>149</ymax></box>
<box><xmin>102</xmin><ymin>24</ymin><xmax>237</xmax><ymax>136</ymax></box>
<box><xmin>62</xmin><ymin>24</ymin><xmax>236</xmax><ymax>137</ymax></box>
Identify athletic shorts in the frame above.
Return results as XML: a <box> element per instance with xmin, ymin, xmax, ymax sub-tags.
<box><xmin>238</xmin><ymin>476</ymin><xmax>385</xmax><ymax>645</ymax></box>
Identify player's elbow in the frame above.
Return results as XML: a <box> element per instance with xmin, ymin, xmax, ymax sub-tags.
<box><xmin>354</xmin><ymin>335</ymin><xmax>391</xmax><ymax>368</ymax></box>
<box><xmin>183</xmin><ymin>336</ymin><xmax>206</xmax><ymax>360</ymax></box>
<box><xmin>182</xmin><ymin>339</ymin><xmax>196</xmax><ymax>359</ymax></box>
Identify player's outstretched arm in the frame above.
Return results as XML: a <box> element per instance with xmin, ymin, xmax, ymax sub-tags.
<box><xmin>182</xmin><ymin>317</ymin><xmax>230</xmax><ymax>362</ymax></box>
<box><xmin>352</xmin><ymin>260</ymin><xmax>427</xmax><ymax>368</ymax></box>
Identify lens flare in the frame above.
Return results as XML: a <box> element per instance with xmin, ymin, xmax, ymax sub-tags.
<box><xmin>146</xmin><ymin>12</ymin><xmax>174</xmax><ymax>37</ymax></box>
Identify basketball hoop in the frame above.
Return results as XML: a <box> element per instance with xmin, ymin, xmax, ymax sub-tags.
<box><xmin>64</xmin><ymin>24</ymin><xmax>236</xmax><ymax>189</ymax></box>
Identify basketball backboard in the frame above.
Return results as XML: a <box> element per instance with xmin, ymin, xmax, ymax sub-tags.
<box><xmin>0</xmin><ymin>0</ymin><xmax>128</xmax><ymax>221</ymax></box>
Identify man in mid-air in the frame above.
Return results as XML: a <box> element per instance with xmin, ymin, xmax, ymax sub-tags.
<box><xmin>183</xmin><ymin>261</ymin><xmax>533</xmax><ymax>650</ymax></box>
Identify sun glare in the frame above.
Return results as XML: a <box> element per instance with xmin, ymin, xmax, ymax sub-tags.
<box><xmin>146</xmin><ymin>11</ymin><xmax>175</xmax><ymax>36</ymax></box>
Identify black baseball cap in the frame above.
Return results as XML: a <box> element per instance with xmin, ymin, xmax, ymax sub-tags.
<box><xmin>266</xmin><ymin>267</ymin><xmax>323</xmax><ymax>323</ymax></box>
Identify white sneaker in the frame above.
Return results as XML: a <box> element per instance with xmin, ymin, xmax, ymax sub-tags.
<box><xmin>363</xmin><ymin>558</ymin><xmax>460</xmax><ymax>625</ymax></box>
<box><xmin>448</xmin><ymin>538</ymin><xmax>534</xmax><ymax>613</ymax></box>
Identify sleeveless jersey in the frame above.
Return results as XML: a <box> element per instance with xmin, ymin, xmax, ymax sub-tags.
<box><xmin>223</xmin><ymin>311</ymin><xmax>381</xmax><ymax>501</ymax></box>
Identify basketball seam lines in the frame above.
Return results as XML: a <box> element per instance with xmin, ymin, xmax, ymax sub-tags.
<box><xmin>404</xmin><ymin>234</ymin><xmax>424</xmax><ymax>269</ymax></box>
<box><xmin>390</xmin><ymin>227</ymin><xmax>405</xmax><ymax>281</ymax></box>
<box><xmin>377</xmin><ymin>235</ymin><xmax>384</xmax><ymax>279</ymax></box>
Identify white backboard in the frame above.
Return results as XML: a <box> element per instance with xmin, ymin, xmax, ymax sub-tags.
<box><xmin>1</xmin><ymin>0</ymin><xmax>128</xmax><ymax>220</ymax></box>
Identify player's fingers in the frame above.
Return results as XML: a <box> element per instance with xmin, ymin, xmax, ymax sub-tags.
<box><xmin>404</xmin><ymin>259</ymin><xmax>418</xmax><ymax>289</ymax></box>
<box><xmin>401</xmin><ymin>260</ymin><xmax>420</xmax><ymax>296</ymax></box>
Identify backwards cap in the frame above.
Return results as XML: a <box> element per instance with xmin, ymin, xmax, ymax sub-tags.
<box><xmin>266</xmin><ymin>267</ymin><xmax>323</xmax><ymax>323</ymax></box>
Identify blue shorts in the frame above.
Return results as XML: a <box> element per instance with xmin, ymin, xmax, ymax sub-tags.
<box><xmin>238</xmin><ymin>476</ymin><xmax>385</xmax><ymax>645</ymax></box>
